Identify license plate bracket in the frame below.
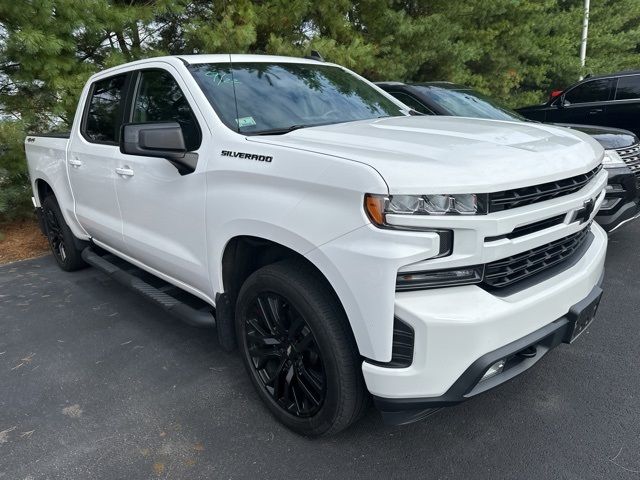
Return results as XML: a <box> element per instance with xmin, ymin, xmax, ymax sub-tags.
<box><xmin>565</xmin><ymin>287</ymin><xmax>602</xmax><ymax>343</ymax></box>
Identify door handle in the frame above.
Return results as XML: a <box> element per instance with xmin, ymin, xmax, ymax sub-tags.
<box><xmin>589</xmin><ymin>109</ymin><xmax>603</xmax><ymax>115</ymax></box>
<box><xmin>115</xmin><ymin>167</ymin><xmax>134</xmax><ymax>177</ymax></box>
<box><xmin>69</xmin><ymin>158</ymin><xmax>83</xmax><ymax>167</ymax></box>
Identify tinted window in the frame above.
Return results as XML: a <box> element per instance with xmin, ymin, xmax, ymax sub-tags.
<box><xmin>415</xmin><ymin>87</ymin><xmax>525</xmax><ymax>121</ymax></box>
<box><xmin>84</xmin><ymin>75</ymin><xmax>126</xmax><ymax>143</ymax></box>
<box><xmin>132</xmin><ymin>70</ymin><xmax>201</xmax><ymax>151</ymax></box>
<box><xmin>189</xmin><ymin>63</ymin><xmax>403</xmax><ymax>134</ymax></box>
<box><xmin>564</xmin><ymin>79</ymin><xmax>612</xmax><ymax>104</ymax></box>
<box><xmin>388</xmin><ymin>91</ymin><xmax>434</xmax><ymax>114</ymax></box>
<box><xmin>615</xmin><ymin>75</ymin><xmax>640</xmax><ymax>100</ymax></box>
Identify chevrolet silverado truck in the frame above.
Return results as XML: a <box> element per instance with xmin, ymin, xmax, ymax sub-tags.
<box><xmin>25</xmin><ymin>54</ymin><xmax>608</xmax><ymax>436</ymax></box>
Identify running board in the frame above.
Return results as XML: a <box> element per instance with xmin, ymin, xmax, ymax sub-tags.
<box><xmin>81</xmin><ymin>247</ymin><xmax>215</xmax><ymax>328</ymax></box>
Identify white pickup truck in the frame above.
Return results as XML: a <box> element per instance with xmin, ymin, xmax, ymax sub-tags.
<box><xmin>25</xmin><ymin>54</ymin><xmax>607</xmax><ymax>436</ymax></box>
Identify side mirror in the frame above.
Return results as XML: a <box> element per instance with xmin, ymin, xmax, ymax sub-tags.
<box><xmin>549</xmin><ymin>89</ymin><xmax>563</xmax><ymax>101</ymax></box>
<box><xmin>120</xmin><ymin>122</ymin><xmax>187</xmax><ymax>160</ymax></box>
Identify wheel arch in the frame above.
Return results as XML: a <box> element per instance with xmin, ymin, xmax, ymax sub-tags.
<box><xmin>218</xmin><ymin>234</ymin><xmax>367</xmax><ymax>356</ymax></box>
<box><xmin>220</xmin><ymin>235</ymin><xmax>341</xmax><ymax>313</ymax></box>
<box><xmin>32</xmin><ymin>175</ymin><xmax>89</xmax><ymax>241</ymax></box>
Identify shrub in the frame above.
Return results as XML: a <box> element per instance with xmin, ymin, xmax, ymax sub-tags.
<box><xmin>0</xmin><ymin>121</ymin><xmax>33</xmax><ymax>223</ymax></box>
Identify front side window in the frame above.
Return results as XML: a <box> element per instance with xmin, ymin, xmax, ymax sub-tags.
<box><xmin>564</xmin><ymin>79</ymin><xmax>612</xmax><ymax>105</ymax></box>
<box><xmin>84</xmin><ymin>75</ymin><xmax>126</xmax><ymax>143</ymax></box>
<box><xmin>189</xmin><ymin>62</ymin><xmax>404</xmax><ymax>134</ymax></box>
<box><xmin>132</xmin><ymin>69</ymin><xmax>201</xmax><ymax>151</ymax></box>
<box><xmin>615</xmin><ymin>75</ymin><xmax>640</xmax><ymax>101</ymax></box>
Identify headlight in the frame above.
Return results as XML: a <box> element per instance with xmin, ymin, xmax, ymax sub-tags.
<box><xmin>365</xmin><ymin>193</ymin><xmax>487</xmax><ymax>225</ymax></box>
<box><xmin>364</xmin><ymin>194</ymin><xmax>456</xmax><ymax>257</ymax></box>
<box><xmin>602</xmin><ymin>150</ymin><xmax>626</xmax><ymax>167</ymax></box>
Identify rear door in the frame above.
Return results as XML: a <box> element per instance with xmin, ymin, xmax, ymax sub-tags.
<box><xmin>68</xmin><ymin>73</ymin><xmax>130</xmax><ymax>249</ymax></box>
<box><xmin>548</xmin><ymin>78</ymin><xmax>614</xmax><ymax>126</ymax></box>
<box><xmin>114</xmin><ymin>65</ymin><xmax>211</xmax><ymax>294</ymax></box>
<box><xmin>607</xmin><ymin>74</ymin><xmax>640</xmax><ymax>136</ymax></box>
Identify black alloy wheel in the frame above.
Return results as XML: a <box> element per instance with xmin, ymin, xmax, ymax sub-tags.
<box><xmin>245</xmin><ymin>292</ymin><xmax>326</xmax><ymax>417</ymax></box>
<box><xmin>41</xmin><ymin>195</ymin><xmax>87</xmax><ymax>271</ymax></box>
<box><xmin>43</xmin><ymin>203</ymin><xmax>67</xmax><ymax>264</ymax></box>
<box><xmin>236</xmin><ymin>260</ymin><xmax>368</xmax><ymax>437</ymax></box>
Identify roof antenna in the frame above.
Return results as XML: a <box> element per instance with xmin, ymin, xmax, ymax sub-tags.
<box><xmin>306</xmin><ymin>50</ymin><xmax>325</xmax><ymax>62</ymax></box>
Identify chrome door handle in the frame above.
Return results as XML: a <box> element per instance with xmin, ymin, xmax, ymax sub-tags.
<box><xmin>589</xmin><ymin>109</ymin><xmax>603</xmax><ymax>114</ymax></box>
<box><xmin>69</xmin><ymin>158</ymin><xmax>83</xmax><ymax>167</ymax></box>
<box><xmin>115</xmin><ymin>167</ymin><xmax>134</xmax><ymax>177</ymax></box>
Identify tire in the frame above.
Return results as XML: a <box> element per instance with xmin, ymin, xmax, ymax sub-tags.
<box><xmin>235</xmin><ymin>259</ymin><xmax>368</xmax><ymax>437</ymax></box>
<box><xmin>41</xmin><ymin>195</ymin><xmax>87</xmax><ymax>272</ymax></box>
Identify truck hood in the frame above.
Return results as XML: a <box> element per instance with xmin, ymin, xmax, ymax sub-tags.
<box><xmin>248</xmin><ymin>116</ymin><xmax>603</xmax><ymax>193</ymax></box>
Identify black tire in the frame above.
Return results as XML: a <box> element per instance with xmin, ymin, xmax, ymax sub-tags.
<box><xmin>236</xmin><ymin>260</ymin><xmax>368</xmax><ymax>437</ymax></box>
<box><xmin>41</xmin><ymin>195</ymin><xmax>87</xmax><ymax>272</ymax></box>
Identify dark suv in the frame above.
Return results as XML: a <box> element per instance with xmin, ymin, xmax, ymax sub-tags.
<box><xmin>517</xmin><ymin>71</ymin><xmax>640</xmax><ymax>136</ymax></box>
<box><xmin>377</xmin><ymin>81</ymin><xmax>640</xmax><ymax>233</ymax></box>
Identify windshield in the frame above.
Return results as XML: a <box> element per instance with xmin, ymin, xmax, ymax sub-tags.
<box><xmin>189</xmin><ymin>62</ymin><xmax>404</xmax><ymax>134</ymax></box>
<box><xmin>415</xmin><ymin>86</ymin><xmax>526</xmax><ymax>122</ymax></box>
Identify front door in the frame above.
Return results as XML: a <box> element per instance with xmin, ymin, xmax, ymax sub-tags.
<box><xmin>67</xmin><ymin>73</ymin><xmax>129</xmax><ymax>250</ymax></box>
<box><xmin>548</xmin><ymin>78</ymin><xmax>613</xmax><ymax>127</ymax></box>
<box><xmin>114</xmin><ymin>66</ymin><xmax>211</xmax><ymax>295</ymax></box>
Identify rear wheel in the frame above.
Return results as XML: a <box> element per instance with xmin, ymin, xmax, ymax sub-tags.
<box><xmin>41</xmin><ymin>195</ymin><xmax>87</xmax><ymax>271</ymax></box>
<box><xmin>236</xmin><ymin>260</ymin><xmax>368</xmax><ymax>437</ymax></box>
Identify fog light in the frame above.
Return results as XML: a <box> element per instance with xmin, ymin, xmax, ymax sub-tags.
<box><xmin>481</xmin><ymin>359</ymin><xmax>506</xmax><ymax>381</ymax></box>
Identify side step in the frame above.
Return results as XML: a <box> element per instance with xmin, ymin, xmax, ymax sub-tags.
<box><xmin>81</xmin><ymin>247</ymin><xmax>215</xmax><ymax>328</ymax></box>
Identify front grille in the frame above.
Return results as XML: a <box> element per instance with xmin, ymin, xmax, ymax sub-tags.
<box><xmin>615</xmin><ymin>143</ymin><xmax>640</xmax><ymax>186</ymax></box>
<box><xmin>483</xmin><ymin>226</ymin><xmax>591</xmax><ymax>289</ymax></box>
<box><xmin>488</xmin><ymin>165</ymin><xmax>602</xmax><ymax>212</ymax></box>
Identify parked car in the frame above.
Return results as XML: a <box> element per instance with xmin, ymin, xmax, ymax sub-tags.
<box><xmin>377</xmin><ymin>81</ymin><xmax>640</xmax><ymax>233</ymax></box>
<box><xmin>517</xmin><ymin>71</ymin><xmax>640</xmax><ymax>136</ymax></box>
<box><xmin>26</xmin><ymin>55</ymin><xmax>607</xmax><ymax>436</ymax></box>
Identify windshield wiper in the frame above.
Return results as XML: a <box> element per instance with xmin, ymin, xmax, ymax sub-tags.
<box><xmin>252</xmin><ymin>125</ymin><xmax>310</xmax><ymax>135</ymax></box>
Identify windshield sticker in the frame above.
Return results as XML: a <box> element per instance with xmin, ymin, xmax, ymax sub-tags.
<box><xmin>205</xmin><ymin>71</ymin><xmax>240</xmax><ymax>86</ymax></box>
<box><xmin>236</xmin><ymin>116</ymin><xmax>257</xmax><ymax>128</ymax></box>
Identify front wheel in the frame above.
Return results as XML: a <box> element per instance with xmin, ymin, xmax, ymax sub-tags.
<box><xmin>41</xmin><ymin>195</ymin><xmax>87</xmax><ymax>271</ymax></box>
<box><xmin>235</xmin><ymin>260</ymin><xmax>368</xmax><ymax>436</ymax></box>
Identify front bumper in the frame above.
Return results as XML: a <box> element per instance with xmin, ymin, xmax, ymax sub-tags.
<box><xmin>596</xmin><ymin>167</ymin><xmax>640</xmax><ymax>232</ymax></box>
<box><xmin>363</xmin><ymin>222</ymin><xmax>607</xmax><ymax>424</ymax></box>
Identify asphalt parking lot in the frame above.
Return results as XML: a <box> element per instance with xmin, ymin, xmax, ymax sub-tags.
<box><xmin>1</xmin><ymin>224</ymin><xmax>639</xmax><ymax>480</ymax></box>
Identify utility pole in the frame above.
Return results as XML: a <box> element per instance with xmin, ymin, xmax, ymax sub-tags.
<box><xmin>579</xmin><ymin>0</ymin><xmax>590</xmax><ymax>80</ymax></box>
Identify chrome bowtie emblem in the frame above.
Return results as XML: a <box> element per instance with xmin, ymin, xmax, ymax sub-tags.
<box><xmin>575</xmin><ymin>198</ymin><xmax>595</xmax><ymax>224</ymax></box>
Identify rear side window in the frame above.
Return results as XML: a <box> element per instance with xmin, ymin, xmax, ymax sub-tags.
<box><xmin>564</xmin><ymin>79</ymin><xmax>612</xmax><ymax>104</ymax></box>
<box><xmin>615</xmin><ymin>75</ymin><xmax>640</xmax><ymax>100</ymax></box>
<box><xmin>84</xmin><ymin>75</ymin><xmax>127</xmax><ymax>144</ymax></box>
<box><xmin>388</xmin><ymin>92</ymin><xmax>434</xmax><ymax>115</ymax></box>
<box><xmin>131</xmin><ymin>69</ymin><xmax>202</xmax><ymax>151</ymax></box>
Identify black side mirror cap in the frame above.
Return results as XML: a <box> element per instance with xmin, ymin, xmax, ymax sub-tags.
<box><xmin>120</xmin><ymin>122</ymin><xmax>187</xmax><ymax>159</ymax></box>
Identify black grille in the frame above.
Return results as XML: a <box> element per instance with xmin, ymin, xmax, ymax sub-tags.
<box><xmin>615</xmin><ymin>143</ymin><xmax>640</xmax><ymax>186</ymax></box>
<box><xmin>488</xmin><ymin>165</ymin><xmax>602</xmax><ymax>212</ymax></box>
<box><xmin>483</xmin><ymin>226</ymin><xmax>591</xmax><ymax>289</ymax></box>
